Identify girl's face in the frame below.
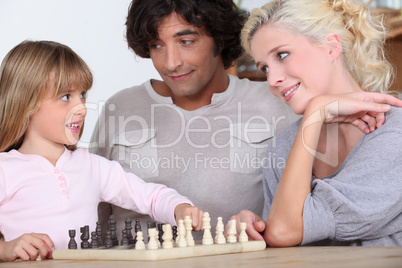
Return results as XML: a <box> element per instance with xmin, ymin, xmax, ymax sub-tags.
<box><xmin>250</xmin><ymin>24</ymin><xmax>336</xmax><ymax>115</ymax></box>
<box><xmin>26</xmin><ymin>83</ymin><xmax>87</xmax><ymax>149</ymax></box>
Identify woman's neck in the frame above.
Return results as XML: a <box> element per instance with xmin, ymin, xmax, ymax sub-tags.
<box><xmin>312</xmin><ymin>65</ymin><xmax>365</xmax><ymax>178</ymax></box>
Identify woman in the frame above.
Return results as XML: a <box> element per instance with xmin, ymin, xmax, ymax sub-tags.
<box><xmin>230</xmin><ymin>0</ymin><xmax>402</xmax><ymax>247</ymax></box>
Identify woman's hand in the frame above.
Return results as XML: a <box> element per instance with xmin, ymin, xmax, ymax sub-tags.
<box><xmin>225</xmin><ymin>210</ymin><xmax>266</xmax><ymax>241</ymax></box>
<box><xmin>0</xmin><ymin>233</ymin><xmax>54</xmax><ymax>262</ymax></box>
<box><xmin>307</xmin><ymin>92</ymin><xmax>402</xmax><ymax>133</ymax></box>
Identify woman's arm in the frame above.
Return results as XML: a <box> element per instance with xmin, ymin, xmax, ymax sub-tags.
<box><xmin>265</xmin><ymin>92</ymin><xmax>402</xmax><ymax>247</ymax></box>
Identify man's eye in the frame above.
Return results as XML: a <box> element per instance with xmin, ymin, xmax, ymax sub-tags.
<box><xmin>278</xmin><ymin>52</ymin><xmax>289</xmax><ymax>60</ymax></box>
<box><xmin>150</xmin><ymin>43</ymin><xmax>161</xmax><ymax>49</ymax></box>
<box><xmin>181</xmin><ymin>40</ymin><xmax>193</xmax><ymax>45</ymax></box>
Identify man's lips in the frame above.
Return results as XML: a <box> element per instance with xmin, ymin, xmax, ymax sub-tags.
<box><xmin>167</xmin><ymin>71</ymin><xmax>193</xmax><ymax>81</ymax></box>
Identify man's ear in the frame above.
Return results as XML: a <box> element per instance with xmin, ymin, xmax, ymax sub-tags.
<box><xmin>325</xmin><ymin>32</ymin><xmax>342</xmax><ymax>61</ymax></box>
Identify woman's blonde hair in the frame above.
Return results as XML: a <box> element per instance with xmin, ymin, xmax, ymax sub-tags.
<box><xmin>0</xmin><ymin>40</ymin><xmax>93</xmax><ymax>152</ymax></box>
<box><xmin>242</xmin><ymin>0</ymin><xmax>393</xmax><ymax>93</ymax></box>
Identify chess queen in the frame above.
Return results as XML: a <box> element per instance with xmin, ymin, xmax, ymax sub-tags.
<box><xmin>0</xmin><ymin>40</ymin><xmax>203</xmax><ymax>262</ymax></box>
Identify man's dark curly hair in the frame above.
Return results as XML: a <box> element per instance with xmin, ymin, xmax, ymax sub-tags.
<box><xmin>126</xmin><ymin>0</ymin><xmax>247</xmax><ymax>69</ymax></box>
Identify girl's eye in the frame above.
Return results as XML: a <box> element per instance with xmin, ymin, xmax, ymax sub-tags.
<box><xmin>80</xmin><ymin>91</ymin><xmax>86</xmax><ymax>99</ymax></box>
<box><xmin>260</xmin><ymin>66</ymin><xmax>269</xmax><ymax>75</ymax></box>
<box><xmin>278</xmin><ymin>52</ymin><xmax>289</xmax><ymax>60</ymax></box>
<box><xmin>60</xmin><ymin>94</ymin><xmax>69</xmax><ymax>101</ymax></box>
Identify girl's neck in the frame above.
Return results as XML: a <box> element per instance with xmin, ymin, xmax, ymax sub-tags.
<box><xmin>18</xmin><ymin>139</ymin><xmax>65</xmax><ymax>166</ymax></box>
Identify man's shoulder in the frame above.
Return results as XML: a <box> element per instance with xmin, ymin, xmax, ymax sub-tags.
<box><xmin>106</xmin><ymin>81</ymin><xmax>150</xmax><ymax>104</ymax></box>
<box><xmin>231</xmin><ymin>76</ymin><xmax>267</xmax><ymax>91</ymax></box>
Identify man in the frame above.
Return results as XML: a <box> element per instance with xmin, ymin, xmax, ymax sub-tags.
<box><xmin>90</xmin><ymin>0</ymin><xmax>298</xmax><ymax>240</ymax></box>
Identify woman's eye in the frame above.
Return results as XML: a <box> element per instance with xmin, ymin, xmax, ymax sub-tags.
<box><xmin>61</xmin><ymin>94</ymin><xmax>69</xmax><ymax>101</ymax></box>
<box><xmin>278</xmin><ymin>52</ymin><xmax>289</xmax><ymax>60</ymax></box>
<box><xmin>80</xmin><ymin>92</ymin><xmax>86</xmax><ymax>99</ymax></box>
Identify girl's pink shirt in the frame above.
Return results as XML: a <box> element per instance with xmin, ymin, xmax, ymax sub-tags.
<box><xmin>0</xmin><ymin>148</ymin><xmax>192</xmax><ymax>249</ymax></box>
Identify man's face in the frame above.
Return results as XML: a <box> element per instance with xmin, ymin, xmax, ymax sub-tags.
<box><xmin>148</xmin><ymin>12</ymin><xmax>224</xmax><ymax>99</ymax></box>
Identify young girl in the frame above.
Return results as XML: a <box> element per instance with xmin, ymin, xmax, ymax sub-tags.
<box><xmin>0</xmin><ymin>40</ymin><xmax>203</xmax><ymax>262</ymax></box>
<box><xmin>229</xmin><ymin>0</ymin><xmax>402</xmax><ymax>246</ymax></box>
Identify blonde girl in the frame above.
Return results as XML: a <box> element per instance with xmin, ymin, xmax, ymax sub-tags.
<box><xmin>0</xmin><ymin>41</ymin><xmax>202</xmax><ymax>261</ymax></box>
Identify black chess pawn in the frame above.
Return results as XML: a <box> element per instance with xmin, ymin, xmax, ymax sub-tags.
<box><xmin>135</xmin><ymin>219</ymin><xmax>142</xmax><ymax>233</ymax></box>
<box><xmin>125</xmin><ymin>217</ymin><xmax>135</xmax><ymax>245</ymax></box>
<box><xmin>172</xmin><ymin>225</ymin><xmax>178</xmax><ymax>242</ymax></box>
<box><xmin>121</xmin><ymin>229</ymin><xmax>129</xmax><ymax>246</ymax></box>
<box><xmin>158</xmin><ymin>223</ymin><xmax>164</xmax><ymax>245</ymax></box>
<box><xmin>108</xmin><ymin>215</ymin><xmax>118</xmax><ymax>246</ymax></box>
<box><xmin>105</xmin><ymin>230</ymin><xmax>114</xmax><ymax>248</ymax></box>
<box><xmin>80</xmin><ymin>225</ymin><xmax>90</xmax><ymax>249</ymax></box>
<box><xmin>96</xmin><ymin>221</ymin><xmax>103</xmax><ymax>247</ymax></box>
<box><xmin>134</xmin><ymin>219</ymin><xmax>141</xmax><ymax>245</ymax></box>
<box><xmin>68</xmin><ymin>229</ymin><xmax>77</xmax><ymax>249</ymax></box>
<box><xmin>90</xmin><ymin>231</ymin><xmax>98</xmax><ymax>248</ymax></box>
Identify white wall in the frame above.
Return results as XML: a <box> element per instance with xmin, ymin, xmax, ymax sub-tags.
<box><xmin>0</xmin><ymin>0</ymin><xmax>270</xmax><ymax>147</ymax></box>
<box><xmin>0</xmin><ymin>0</ymin><xmax>161</xmax><ymax>147</ymax></box>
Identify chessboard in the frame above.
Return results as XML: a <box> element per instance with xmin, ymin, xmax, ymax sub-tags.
<box><xmin>52</xmin><ymin>241</ymin><xmax>267</xmax><ymax>261</ymax></box>
<box><xmin>52</xmin><ymin>212</ymin><xmax>267</xmax><ymax>261</ymax></box>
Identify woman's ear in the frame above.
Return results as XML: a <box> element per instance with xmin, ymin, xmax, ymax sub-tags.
<box><xmin>325</xmin><ymin>32</ymin><xmax>342</xmax><ymax>61</ymax></box>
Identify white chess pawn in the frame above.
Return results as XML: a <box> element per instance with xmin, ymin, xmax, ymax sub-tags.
<box><xmin>202</xmin><ymin>212</ymin><xmax>213</xmax><ymax>245</ymax></box>
<box><xmin>184</xmin><ymin>215</ymin><xmax>195</xmax><ymax>246</ymax></box>
<box><xmin>215</xmin><ymin>217</ymin><xmax>226</xmax><ymax>244</ymax></box>
<box><xmin>135</xmin><ymin>231</ymin><xmax>145</xmax><ymax>250</ymax></box>
<box><xmin>177</xmin><ymin>219</ymin><xmax>187</xmax><ymax>247</ymax></box>
<box><xmin>226</xmin><ymin>219</ymin><xmax>237</xmax><ymax>243</ymax></box>
<box><xmin>147</xmin><ymin>228</ymin><xmax>159</xmax><ymax>250</ymax></box>
<box><xmin>238</xmin><ymin>222</ymin><xmax>248</xmax><ymax>242</ymax></box>
<box><xmin>162</xmin><ymin>224</ymin><xmax>174</xmax><ymax>249</ymax></box>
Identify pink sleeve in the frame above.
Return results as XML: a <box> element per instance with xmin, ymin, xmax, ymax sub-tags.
<box><xmin>92</xmin><ymin>153</ymin><xmax>193</xmax><ymax>226</ymax></box>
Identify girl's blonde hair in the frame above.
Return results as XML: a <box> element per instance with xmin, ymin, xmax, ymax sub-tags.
<box><xmin>0</xmin><ymin>40</ymin><xmax>93</xmax><ymax>152</ymax></box>
<box><xmin>242</xmin><ymin>0</ymin><xmax>393</xmax><ymax>93</ymax></box>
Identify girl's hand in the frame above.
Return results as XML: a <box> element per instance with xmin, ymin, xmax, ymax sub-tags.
<box><xmin>0</xmin><ymin>233</ymin><xmax>54</xmax><ymax>262</ymax></box>
<box><xmin>307</xmin><ymin>92</ymin><xmax>402</xmax><ymax>133</ymax></box>
<box><xmin>225</xmin><ymin>210</ymin><xmax>266</xmax><ymax>241</ymax></box>
<box><xmin>174</xmin><ymin>203</ymin><xmax>204</xmax><ymax>231</ymax></box>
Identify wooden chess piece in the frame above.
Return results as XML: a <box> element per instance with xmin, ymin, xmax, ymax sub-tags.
<box><xmin>202</xmin><ymin>212</ymin><xmax>213</xmax><ymax>245</ymax></box>
<box><xmin>215</xmin><ymin>217</ymin><xmax>226</xmax><ymax>244</ymax></box>
<box><xmin>147</xmin><ymin>228</ymin><xmax>159</xmax><ymax>250</ymax></box>
<box><xmin>80</xmin><ymin>225</ymin><xmax>90</xmax><ymax>249</ymax></box>
<box><xmin>68</xmin><ymin>229</ymin><xmax>77</xmax><ymax>249</ymax></box>
<box><xmin>162</xmin><ymin>224</ymin><xmax>174</xmax><ymax>249</ymax></box>
<box><xmin>226</xmin><ymin>219</ymin><xmax>237</xmax><ymax>243</ymax></box>
<box><xmin>239</xmin><ymin>222</ymin><xmax>248</xmax><ymax>242</ymax></box>
<box><xmin>96</xmin><ymin>221</ymin><xmax>103</xmax><ymax>247</ymax></box>
<box><xmin>125</xmin><ymin>217</ymin><xmax>135</xmax><ymax>245</ymax></box>
<box><xmin>176</xmin><ymin>219</ymin><xmax>187</xmax><ymax>247</ymax></box>
<box><xmin>90</xmin><ymin>231</ymin><xmax>98</xmax><ymax>248</ymax></box>
<box><xmin>135</xmin><ymin>231</ymin><xmax>145</xmax><ymax>250</ymax></box>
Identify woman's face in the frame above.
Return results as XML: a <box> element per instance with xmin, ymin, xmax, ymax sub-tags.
<box><xmin>250</xmin><ymin>24</ymin><xmax>336</xmax><ymax>115</ymax></box>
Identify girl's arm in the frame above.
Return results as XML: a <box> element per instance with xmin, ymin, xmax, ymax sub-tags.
<box><xmin>0</xmin><ymin>233</ymin><xmax>54</xmax><ymax>262</ymax></box>
<box><xmin>265</xmin><ymin>92</ymin><xmax>402</xmax><ymax>247</ymax></box>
